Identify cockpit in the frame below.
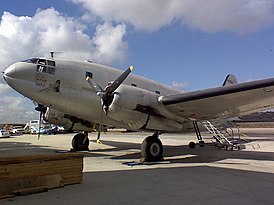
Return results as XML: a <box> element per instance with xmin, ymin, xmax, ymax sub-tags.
<box><xmin>21</xmin><ymin>58</ymin><xmax>56</xmax><ymax>75</ymax></box>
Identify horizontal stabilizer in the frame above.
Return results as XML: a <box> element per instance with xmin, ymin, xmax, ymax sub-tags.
<box><xmin>222</xmin><ymin>74</ymin><xmax>238</xmax><ymax>86</ymax></box>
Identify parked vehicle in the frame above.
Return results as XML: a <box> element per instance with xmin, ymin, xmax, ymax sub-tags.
<box><xmin>39</xmin><ymin>125</ymin><xmax>59</xmax><ymax>135</ymax></box>
<box><xmin>12</xmin><ymin>126</ymin><xmax>25</xmax><ymax>135</ymax></box>
<box><xmin>0</xmin><ymin>130</ymin><xmax>10</xmax><ymax>138</ymax></box>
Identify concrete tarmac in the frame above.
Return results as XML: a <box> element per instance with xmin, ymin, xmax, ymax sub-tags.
<box><xmin>1</xmin><ymin>128</ymin><xmax>274</xmax><ymax>204</ymax></box>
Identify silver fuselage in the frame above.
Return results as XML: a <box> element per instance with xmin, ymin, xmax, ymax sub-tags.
<box><xmin>4</xmin><ymin>58</ymin><xmax>189</xmax><ymax>132</ymax></box>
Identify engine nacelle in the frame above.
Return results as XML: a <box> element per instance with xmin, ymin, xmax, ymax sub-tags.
<box><xmin>44</xmin><ymin>108</ymin><xmax>96</xmax><ymax>132</ymax></box>
<box><xmin>108</xmin><ymin>85</ymin><xmax>183</xmax><ymax>132</ymax></box>
<box><xmin>107</xmin><ymin>85</ymin><xmax>150</xmax><ymax>130</ymax></box>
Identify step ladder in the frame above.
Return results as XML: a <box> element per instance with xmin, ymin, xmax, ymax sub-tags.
<box><xmin>202</xmin><ymin>120</ymin><xmax>242</xmax><ymax>150</ymax></box>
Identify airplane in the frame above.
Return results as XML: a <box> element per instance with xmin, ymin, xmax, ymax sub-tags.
<box><xmin>3</xmin><ymin>56</ymin><xmax>274</xmax><ymax>161</ymax></box>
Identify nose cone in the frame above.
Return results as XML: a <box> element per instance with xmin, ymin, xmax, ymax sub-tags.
<box><xmin>3</xmin><ymin>63</ymin><xmax>17</xmax><ymax>83</ymax></box>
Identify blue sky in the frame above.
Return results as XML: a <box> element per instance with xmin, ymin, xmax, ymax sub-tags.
<box><xmin>1</xmin><ymin>0</ymin><xmax>274</xmax><ymax>123</ymax></box>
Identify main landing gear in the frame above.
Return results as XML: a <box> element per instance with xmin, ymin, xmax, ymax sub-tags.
<box><xmin>141</xmin><ymin>132</ymin><xmax>163</xmax><ymax>162</ymax></box>
<box><xmin>71</xmin><ymin>132</ymin><xmax>89</xmax><ymax>151</ymax></box>
<box><xmin>71</xmin><ymin>130</ymin><xmax>164</xmax><ymax>162</ymax></box>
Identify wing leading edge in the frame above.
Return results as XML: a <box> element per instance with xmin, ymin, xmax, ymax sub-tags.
<box><xmin>159</xmin><ymin>77</ymin><xmax>274</xmax><ymax>120</ymax></box>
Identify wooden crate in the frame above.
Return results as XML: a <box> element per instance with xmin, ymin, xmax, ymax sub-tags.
<box><xmin>0</xmin><ymin>152</ymin><xmax>83</xmax><ymax>198</ymax></box>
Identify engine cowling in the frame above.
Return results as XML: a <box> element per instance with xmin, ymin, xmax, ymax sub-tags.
<box><xmin>44</xmin><ymin>108</ymin><xmax>97</xmax><ymax>132</ymax></box>
<box><xmin>107</xmin><ymin>85</ymin><xmax>150</xmax><ymax>130</ymax></box>
<box><xmin>108</xmin><ymin>85</ymin><xmax>183</xmax><ymax>132</ymax></box>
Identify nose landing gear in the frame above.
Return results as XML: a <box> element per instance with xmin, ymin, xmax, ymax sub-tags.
<box><xmin>71</xmin><ymin>132</ymin><xmax>89</xmax><ymax>151</ymax></box>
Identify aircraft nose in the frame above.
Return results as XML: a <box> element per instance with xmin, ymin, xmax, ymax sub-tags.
<box><xmin>3</xmin><ymin>63</ymin><xmax>17</xmax><ymax>81</ymax></box>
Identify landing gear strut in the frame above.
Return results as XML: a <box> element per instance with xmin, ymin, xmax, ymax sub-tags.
<box><xmin>141</xmin><ymin>132</ymin><xmax>163</xmax><ymax>162</ymax></box>
<box><xmin>71</xmin><ymin>132</ymin><xmax>89</xmax><ymax>151</ymax></box>
<box><xmin>189</xmin><ymin>121</ymin><xmax>205</xmax><ymax>149</ymax></box>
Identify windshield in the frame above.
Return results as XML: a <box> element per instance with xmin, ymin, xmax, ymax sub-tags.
<box><xmin>22</xmin><ymin>58</ymin><xmax>56</xmax><ymax>75</ymax></box>
<box><xmin>21</xmin><ymin>58</ymin><xmax>39</xmax><ymax>64</ymax></box>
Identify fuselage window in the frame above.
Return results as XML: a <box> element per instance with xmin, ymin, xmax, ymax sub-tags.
<box><xmin>86</xmin><ymin>71</ymin><xmax>93</xmax><ymax>78</ymax></box>
<box><xmin>155</xmin><ymin>90</ymin><xmax>160</xmax><ymax>95</ymax></box>
<box><xmin>131</xmin><ymin>83</ymin><xmax>137</xmax><ymax>87</ymax></box>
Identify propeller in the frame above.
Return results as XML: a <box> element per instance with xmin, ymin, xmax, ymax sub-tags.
<box><xmin>35</xmin><ymin>104</ymin><xmax>47</xmax><ymax>139</ymax></box>
<box><xmin>86</xmin><ymin>65</ymin><xmax>133</xmax><ymax>143</ymax></box>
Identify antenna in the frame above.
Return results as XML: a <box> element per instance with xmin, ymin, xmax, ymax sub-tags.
<box><xmin>50</xmin><ymin>51</ymin><xmax>62</xmax><ymax>58</ymax></box>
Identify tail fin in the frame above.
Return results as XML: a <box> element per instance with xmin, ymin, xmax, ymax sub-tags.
<box><xmin>222</xmin><ymin>74</ymin><xmax>238</xmax><ymax>86</ymax></box>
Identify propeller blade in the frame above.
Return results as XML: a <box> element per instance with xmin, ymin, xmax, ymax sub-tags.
<box><xmin>96</xmin><ymin>105</ymin><xmax>104</xmax><ymax>144</ymax></box>
<box><xmin>105</xmin><ymin>65</ymin><xmax>133</xmax><ymax>94</ymax></box>
<box><xmin>85</xmin><ymin>65</ymin><xmax>134</xmax><ymax>144</ymax></box>
<box><xmin>86</xmin><ymin>76</ymin><xmax>103</xmax><ymax>93</ymax></box>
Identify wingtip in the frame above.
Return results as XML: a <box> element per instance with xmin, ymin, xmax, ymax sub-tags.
<box><xmin>129</xmin><ymin>65</ymin><xmax>134</xmax><ymax>71</ymax></box>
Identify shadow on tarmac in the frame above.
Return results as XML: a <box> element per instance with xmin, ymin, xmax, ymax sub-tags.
<box><xmin>84</xmin><ymin>139</ymin><xmax>274</xmax><ymax>165</ymax></box>
<box><xmin>3</xmin><ymin>165</ymin><xmax>274</xmax><ymax>205</ymax></box>
<box><xmin>2</xmin><ymin>135</ymin><xmax>274</xmax><ymax>164</ymax></box>
<box><xmin>2</xmin><ymin>131</ymin><xmax>274</xmax><ymax>205</ymax></box>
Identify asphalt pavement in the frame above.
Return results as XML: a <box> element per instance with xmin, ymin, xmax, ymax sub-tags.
<box><xmin>1</xmin><ymin>128</ymin><xmax>274</xmax><ymax>205</ymax></box>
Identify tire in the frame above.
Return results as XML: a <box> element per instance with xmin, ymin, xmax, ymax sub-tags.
<box><xmin>141</xmin><ymin>136</ymin><xmax>163</xmax><ymax>162</ymax></box>
<box><xmin>198</xmin><ymin>140</ymin><xmax>205</xmax><ymax>147</ymax></box>
<box><xmin>189</xmin><ymin>141</ymin><xmax>196</xmax><ymax>149</ymax></box>
<box><xmin>72</xmin><ymin>133</ymin><xmax>89</xmax><ymax>151</ymax></box>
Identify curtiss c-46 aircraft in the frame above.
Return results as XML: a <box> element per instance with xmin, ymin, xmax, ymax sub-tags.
<box><xmin>3</xmin><ymin>57</ymin><xmax>274</xmax><ymax>161</ymax></box>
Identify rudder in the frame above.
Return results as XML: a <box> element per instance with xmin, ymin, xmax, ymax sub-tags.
<box><xmin>222</xmin><ymin>74</ymin><xmax>238</xmax><ymax>86</ymax></box>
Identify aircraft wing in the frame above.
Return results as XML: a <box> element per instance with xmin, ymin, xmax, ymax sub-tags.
<box><xmin>159</xmin><ymin>78</ymin><xmax>274</xmax><ymax>120</ymax></box>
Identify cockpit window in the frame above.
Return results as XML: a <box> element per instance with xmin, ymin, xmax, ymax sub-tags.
<box><xmin>37</xmin><ymin>64</ymin><xmax>47</xmax><ymax>73</ymax></box>
<box><xmin>47</xmin><ymin>66</ymin><xmax>55</xmax><ymax>75</ymax></box>
<box><xmin>47</xmin><ymin>60</ymin><xmax>55</xmax><ymax>67</ymax></box>
<box><xmin>46</xmin><ymin>60</ymin><xmax>56</xmax><ymax>75</ymax></box>
<box><xmin>21</xmin><ymin>58</ymin><xmax>39</xmax><ymax>63</ymax></box>
<box><xmin>37</xmin><ymin>59</ymin><xmax>47</xmax><ymax>73</ymax></box>
<box><xmin>38</xmin><ymin>59</ymin><xmax>47</xmax><ymax>65</ymax></box>
<box><xmin>22</xmin><ymin>58</ymin><xmax>56</xmax><ymax>75</ymax></box>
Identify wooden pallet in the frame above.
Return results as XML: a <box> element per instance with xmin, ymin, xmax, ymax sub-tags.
<box><xmin>0</xmin><ymin>152</ymin><xmax>83</xmax><ymax>198</ymax></box>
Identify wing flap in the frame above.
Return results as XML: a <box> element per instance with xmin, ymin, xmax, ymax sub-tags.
<box><xmin>159</xmin><ymin>78</ymin><xmax>274</xmax><ymax>120</ymax></box>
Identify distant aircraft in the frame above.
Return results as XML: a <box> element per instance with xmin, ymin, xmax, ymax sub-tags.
<box><xmin>3</xmin><ymin>57</ymin><xmax>274</xmax><ymax>161</ymax></box>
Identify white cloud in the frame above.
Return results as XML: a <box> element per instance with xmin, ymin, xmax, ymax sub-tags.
<box><xmin>0</xmin><ymin>8</ymin><xmax>128</xmax><ymax>68</ymax></box>
<box><xmin>70</xmin><ymin>0</ymin><xmax>274</xmax><ymax>34</ymax></box>
<box><xmin>0</xmin><ymin>83</ymin><xmax>11</xmax><ymax>94</ymax></box>
<box><xmin>0</xmin><ymin>96</ymin><xmax>37</xmax><ymax>123</ymax></box>
<box><xmin>172</xmin><ymin>81</ymin><xmax>189</xmax><ymax>91</ymax></box>
<box><xmin>178</xmin><ymin>0</ymin><xmax>274</xmax><ymax>34</ymax></box>
<box><xmin>0</xmin><ymin>8</ymin><xmax>128</xmax><ymax>123</ymax></box>
<box><xmin>92</xmin><ymin>22</ymin><xmax>128</xmax><ymax>64</ymax></box>
<box><xmin>0</xmin><ymin>83</ymin><xmax>37</xmax><ymax>123</ymax></box>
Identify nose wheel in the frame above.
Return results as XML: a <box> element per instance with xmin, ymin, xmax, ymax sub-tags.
<box><xmin>71</xmin><ymin>132</ymin><xmax>89</xmax><ymax>151</ymax></box>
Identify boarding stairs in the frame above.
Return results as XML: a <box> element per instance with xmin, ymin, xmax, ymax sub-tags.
<box><xmin>202</xmin><ymin>120</ymin><xmax>243</xmax><ymax>150</ymax></box>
